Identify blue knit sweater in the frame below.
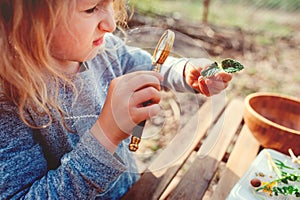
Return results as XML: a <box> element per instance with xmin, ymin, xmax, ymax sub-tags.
<box><xmin>0</xmin><ymin>34</ymin><xmax>193</xmax><ymax>199</ymax></box>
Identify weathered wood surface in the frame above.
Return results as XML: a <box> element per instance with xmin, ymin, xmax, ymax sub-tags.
<box><xmin>211</xmin><ymin>125</ymin><xmax>260</xmax><ymax>200</ymax></box>
<box><xmin>122</xmin><ymin>98</ymin><xmax>261</xmax><ymax>200</ymax></box>
<box><xmin>167</xmin><ymin>99</ymin><xmax>245</xmax><ymax>199</ymax></box>
<box><xmin>122</xmin><ymin>94</ymin><xmax>227</xmax><ymax>200</ymax></box>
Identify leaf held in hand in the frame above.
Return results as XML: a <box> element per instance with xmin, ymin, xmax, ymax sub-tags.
<box><xmin>200</xmin><ymin>59</ymin><xmax>244</xmax><ymax>78</ymax></box>
<box><xmin>221</xmin><ymin>59</ymin><xmax>244</xmax><ymax>73</ymax></box>
<box><xmin>200</xmin><ymin>62</ymin><xmax>221</xmax><ymax>77</ymax></box>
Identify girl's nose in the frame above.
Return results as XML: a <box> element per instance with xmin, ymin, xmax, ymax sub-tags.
<box><xmin>98</xmin><ymin>9</ymin><xmax>116</xmax><ymax>33</ymax></box>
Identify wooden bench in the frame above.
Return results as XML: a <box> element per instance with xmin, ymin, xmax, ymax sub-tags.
<box><xmin>122</xmin><ymin>96</ymin><xmax>260</xmax><ymax>200</ymax></box>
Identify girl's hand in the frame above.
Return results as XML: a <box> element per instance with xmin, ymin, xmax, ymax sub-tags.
<box><xmin>91</xmin><ymin>71</ymin><xmax>163</xmax><ymax>152</ymax></box>
<box><xmin>184</xmin><ymin>58</ymin><xmax>232</xmax><ymax>97</ymax></box>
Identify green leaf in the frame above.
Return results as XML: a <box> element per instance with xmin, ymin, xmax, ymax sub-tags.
<box><xmin>200</xmin><ymin>62</ymin><xmax>221</xmax><ymax>77</ymax></box>
<box><xmin>200</xmin><ymin>59</ymin><xmax>244</xmax><ymax>78</ymax></box>
<box><xmin>275</xmin><ymin>159</ymin><xmax>295</xmax><ymax>170</ymax></box>
<box><xmin>221</xmin><ymin>58</ymin><xmax>244</xmax><ymax>73</ymax></box>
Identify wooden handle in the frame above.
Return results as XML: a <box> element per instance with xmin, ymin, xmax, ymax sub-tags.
<box><xmin>129</xmin><ymin>120</ymin><xmax>146</xmax><ymax>152</ymax></box>
<box><xmin>128</xmin><ymin>29</ymin><xmax>175</xmax><ymax>152</ymax></box>
<box><xmin>128</xmin><ymin>136</ymin><xmax>141</xmax><ymax>152</ymax></box>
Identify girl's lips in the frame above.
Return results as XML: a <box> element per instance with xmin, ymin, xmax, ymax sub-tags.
<box><xmin>93</xmin><ymin>37</ymin><xmax>103</xmax><ymax>46</ymax></box>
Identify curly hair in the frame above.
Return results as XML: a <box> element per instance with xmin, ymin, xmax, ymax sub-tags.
<box><xmin>0</xmin><ymin>0</ymin><xmax>128</xmax><ymax>129</ymax></box>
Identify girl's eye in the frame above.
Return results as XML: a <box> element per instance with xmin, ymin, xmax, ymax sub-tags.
<box><xmin>85</xmin><ymin>6</ymin><xmax>98</xmax><ymax>14</ymax></box>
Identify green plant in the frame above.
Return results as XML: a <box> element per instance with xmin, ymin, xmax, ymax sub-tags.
<box><xmin>200</xmin><ymin>59</ymin><xmax>244</xmax><ymax>77</ymax></box>
<box><xmin>255</xmin><ymin>152</ymin><xmax>300</xmax><ymax>197</ymax></box>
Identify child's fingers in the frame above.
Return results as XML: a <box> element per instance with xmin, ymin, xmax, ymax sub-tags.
<box><xmin>131</xmin><ymin>86</ymin><xmax>161</xmax><ymax>107</ymax></box>
<box><xmin>199</xmin><ymin>78</ymin><xmax>210</xmax><ymax>96</ymax></box>
<box><xmin>127</xmin><ymin>72</ymin><xmax>163</xmax><ymax>92</ymax></box>
<box><xmin>213</xmin><ymin>72</ymin><xmax>232</xmax><ymax>82</ymax></box>
<box><xmin>137</xmin><ymin>104</ymin><xmax>161</xmax><ymax>121</ymax></box>
<box><xmin>199</xmin><ymin>77</ymin><xmax>230</xmax><ymax>97</ymax></box>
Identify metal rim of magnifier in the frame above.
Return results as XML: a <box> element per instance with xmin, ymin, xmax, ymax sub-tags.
<box><xmin>152</xmin><ymin>30</ymin><xmax>175</xmax><ymax>66</ymax></box>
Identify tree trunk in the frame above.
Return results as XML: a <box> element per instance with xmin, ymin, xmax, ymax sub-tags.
<box><xmin>203</xmin><ymin>0</ymin><xmax>210</xmax><ymax>23</ymax></box>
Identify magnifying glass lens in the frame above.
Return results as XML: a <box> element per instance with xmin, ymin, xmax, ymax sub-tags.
<box><xmin>152</xmin><ymin>30</ymin><xmax>175</xmax><ymax>66</ymax></box>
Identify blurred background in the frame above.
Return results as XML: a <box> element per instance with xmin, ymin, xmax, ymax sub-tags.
<box><xmin>126</xmin><ymin>0</ymin><xmax>300</xmax><ymax>98</ymax></box>
<box><xmin>122</xmin><ymin>0</ymin><xmax>300</xmax><ymax>172</ymax></box>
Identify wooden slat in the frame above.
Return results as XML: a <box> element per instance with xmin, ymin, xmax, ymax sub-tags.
<box><xmin>122</xmin><ymin>94</ymin><xmax>227</xmax><ymax>200</ymax></box>
<box><xmin>210</xmin><ymin>125</ymin><xmax>260</xmax><ymax>200</ymax></box>
<box><xmin>167</xmin><ymin>99</ymin><xmax>244</xmax><ymax>200</ymax></box>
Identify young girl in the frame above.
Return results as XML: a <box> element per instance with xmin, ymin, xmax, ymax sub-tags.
<box><xmin>0</xmin><ymin>0</ymin><xmax>232</xmax><ymax>199</ymax></box>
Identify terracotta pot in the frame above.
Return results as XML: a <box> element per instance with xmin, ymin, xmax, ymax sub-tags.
<box><xmin>244</xmin><ymin>92</ymin><xmax>300</xmax><ymax>155</ymax></box>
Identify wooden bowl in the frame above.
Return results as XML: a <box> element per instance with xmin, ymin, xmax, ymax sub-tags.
<box><xmin>244</xmin><ymin>92</ymin><xmax>300</xmax><ymax>155</ymax></box>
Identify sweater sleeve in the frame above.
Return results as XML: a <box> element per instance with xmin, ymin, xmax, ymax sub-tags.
<box><xmin>0</xmin><ymin>107</ymin><xmax>126</xmax><ymax>199</ymax></box>
<box><xmin>160</xmin><ymin>57</ymin><xmax>195</xmax><ymax>93</ymax></box>
<box><xmin>105</xmin><ymin>34</ymin><xmax>195</xmax><ymax>93</ymax></box>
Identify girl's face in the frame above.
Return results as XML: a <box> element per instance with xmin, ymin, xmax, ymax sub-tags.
<box><xmin>50</xmin><ymin>0</ymin><xmax>116</xmax><ymax>72</ymax></box>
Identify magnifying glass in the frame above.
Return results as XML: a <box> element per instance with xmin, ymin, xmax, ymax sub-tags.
<box><xmin>129</xmin><ymin>30</ymin><xmax>175</xmax><ymax>152</ymax></box>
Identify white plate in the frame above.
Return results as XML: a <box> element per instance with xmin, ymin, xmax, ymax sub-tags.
<box><xmin>227</xmin><ymin>149</ymin><xmax>300</xmax><ymax>200</ymax></box>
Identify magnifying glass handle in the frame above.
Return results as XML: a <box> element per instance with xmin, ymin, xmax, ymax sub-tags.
<box><xmin>128</xmin><ymin>30</ymin><xmax>175</xmax><ymax>152</ymax></box>
<box><xmin>128</xmin><ymin>64</ymin><xmax>162</xmax><ymax>152</ymax></box>
<box><xmin>128</xmin><ymin>121</ymin><xmax>145</xmax><ymax>151</ymax></box>
<box><xmin>128</xmin><ymin>97</ymin><xmax>154</xmax><ymax>151</ymax></box>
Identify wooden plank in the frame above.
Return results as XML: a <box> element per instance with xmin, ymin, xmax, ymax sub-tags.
<box><xmin>210</xmin><ymin>125</ymin><xmax>260</xmax><ymax>200</ymax></box>
<box><xmin>167</xmin><ymin>99</ymin><xmax>244</xmax><ymax>200</ymax></box>
<box><xmin>122</xmin><ymin>94</ymin><xmax>227</xmax><ymax>200</ymax></box>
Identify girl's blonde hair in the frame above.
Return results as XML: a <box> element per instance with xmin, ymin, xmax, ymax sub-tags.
<box><xmin>0</xmin><ymin>0</ymin><xmax>127</xmax><ymax>129</ymax></box>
